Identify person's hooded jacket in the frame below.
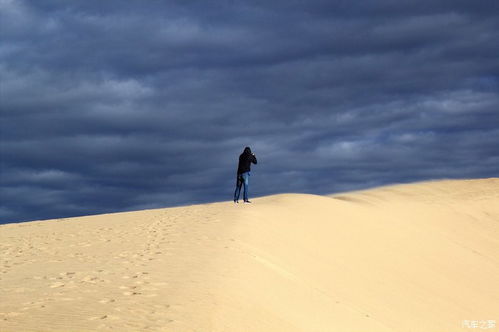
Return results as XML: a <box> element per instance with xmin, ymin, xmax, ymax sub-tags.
<box><xmin>237</xmin><ymin>147</ymin><xmax>257</xmax><ymax>175</ymax></box>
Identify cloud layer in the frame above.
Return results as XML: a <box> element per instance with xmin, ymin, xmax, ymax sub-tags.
<box><xmin>1</xmin><ymin>0</ymin><xmax>498</xmax><ymax>222</ymax></box>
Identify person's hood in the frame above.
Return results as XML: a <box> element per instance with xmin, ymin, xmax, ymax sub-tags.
<box><xmin>243</xmin><ymin>147</ymin><xmax>252</xmax><ymax>154</ymax></box>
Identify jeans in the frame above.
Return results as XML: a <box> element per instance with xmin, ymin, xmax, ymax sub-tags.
<box><xmin>234</xmin><ymin>172</ymin><xmax>250</xmax><ymax>202</ymax></box>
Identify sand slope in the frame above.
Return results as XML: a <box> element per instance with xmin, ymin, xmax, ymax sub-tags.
<box><xmin>1</xmin><ymin>178</ymin><xmax>498</xmax><ymax>332</ymax></box>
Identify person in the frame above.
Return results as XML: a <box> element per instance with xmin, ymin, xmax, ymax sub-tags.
<box><xmin>234</xmin><ymin>146</ymin><xmax>257</xmax><ymax>203</ymax></box>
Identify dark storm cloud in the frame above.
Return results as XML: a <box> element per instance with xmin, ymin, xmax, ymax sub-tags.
<box><xmin>1</xmin><ymin>0</ymin><xmax>498</xmax><ymax>223</ymax></box>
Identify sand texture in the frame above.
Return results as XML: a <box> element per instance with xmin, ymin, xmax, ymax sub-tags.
<box><xmin>1</xmin><ymin>178</ymin><xmax>498</xmax><ymax>332</ymax></box>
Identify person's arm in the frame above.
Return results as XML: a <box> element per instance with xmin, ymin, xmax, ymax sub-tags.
<box><xmin>252</xmin><ymin>153</ymin><xmax>257</xmax><ymax>164</ymax></box>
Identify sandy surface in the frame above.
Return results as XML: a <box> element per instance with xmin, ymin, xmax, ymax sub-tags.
<box><xmin>1</xmin><ymin>178</ymin><xmax>498</xmax><ymax>332</ymax></box>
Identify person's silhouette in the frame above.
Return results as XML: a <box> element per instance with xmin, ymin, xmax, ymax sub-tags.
<box><xmin>234</xmin><ymin>147</ymin><xmax>257</xmax><ymax>203</ymax></box>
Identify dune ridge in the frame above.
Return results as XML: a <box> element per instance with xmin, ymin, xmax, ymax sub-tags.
<box><xmin>1</xmin><ymin>178</ymin><xmax>498</xmax><ymax>332</ymax></box>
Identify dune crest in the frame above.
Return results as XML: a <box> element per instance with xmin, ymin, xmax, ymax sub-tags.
<box><xmin>1</xmin><ymin>178</ymin><xmax>498</xmax><ymax>331</ymax></box>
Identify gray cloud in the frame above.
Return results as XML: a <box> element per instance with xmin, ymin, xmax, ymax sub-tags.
<box><xmin>1</xmin><ymin>0</ymin><xmax>498</xmax><ymax>223</ymax></box>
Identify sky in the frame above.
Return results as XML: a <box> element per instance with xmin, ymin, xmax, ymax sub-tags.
<box><xmin>1</xmin><ymin>0</ymin><xmax>498</xmax><ymax>223</ymax></box>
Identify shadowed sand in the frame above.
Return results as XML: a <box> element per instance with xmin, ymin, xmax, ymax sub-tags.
<box><xmin>1</xmin><ymin>178</ymin><xmax>498</xmax><ymax>331</ymax></box>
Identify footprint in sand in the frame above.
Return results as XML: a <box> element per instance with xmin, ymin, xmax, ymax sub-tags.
<box><xmin>59</xmin><ymin>272</ymin><xmax>76</xmax><ymax>278</ymax></box>
<box><xmin>119</xmin><ymin>284</ymin><xmax>142</xmax><ymax>296</ymax></box>
<box><xmin>81</xmin><ymin>276</ymin><xmax>98</xmax><ymax>283</ymax></box>
<box><xmin>50</xmin><ymin>282</ymin><xmax>64</xmax><ymax>288</ymax></box>
<box><xmin>99</xmin><ymin>298</ymin><xmax>115</xmax><ymax>304</ymax></box>
<box><xmin>123</xmin><ymin>291</ymin><xmax>141</xmax><ymax>296</ymax></box>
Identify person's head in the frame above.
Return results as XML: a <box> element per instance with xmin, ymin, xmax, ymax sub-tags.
<box><xmin>243</xmin><ymin>146</ymin><xmax>252</xmax><ymax>154</ymax></box>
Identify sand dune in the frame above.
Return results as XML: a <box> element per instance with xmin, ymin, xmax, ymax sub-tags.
<box><xmin>1</xmin><ymin>178</ymin><xmax>498</xmax><ymax>332</ymax></box>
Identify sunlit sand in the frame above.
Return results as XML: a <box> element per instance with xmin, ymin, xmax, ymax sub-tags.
<box><xmin>1</xmin><ymin>178</ymin><xmax>498</xmax><ymax>331</ymax></box>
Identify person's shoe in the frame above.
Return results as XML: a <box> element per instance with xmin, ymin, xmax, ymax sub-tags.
<box><xmin>244</xmin><ymin>200</ymin><xmax>252</xmax><ymax>203</ymax></box>
<box><xmin>234</xmin><ymin>199</ymin><xmax>239</xmax><ymax>203</ymax></box>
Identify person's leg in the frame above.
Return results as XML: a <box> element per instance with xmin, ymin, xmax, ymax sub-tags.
<box><xmin>234</xmin><ymin>186</ymin><xmax>240</xmax><ymax>202</ymax></box>
<box><xmin>234</xmin><ymin>176</ymin><xmax>242</xmax><ymax>202</ymax></box>
<box><xmin>242</xmin><ymin>172</ymin><xmax>250</xmax><ymax>202</ymax></box>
